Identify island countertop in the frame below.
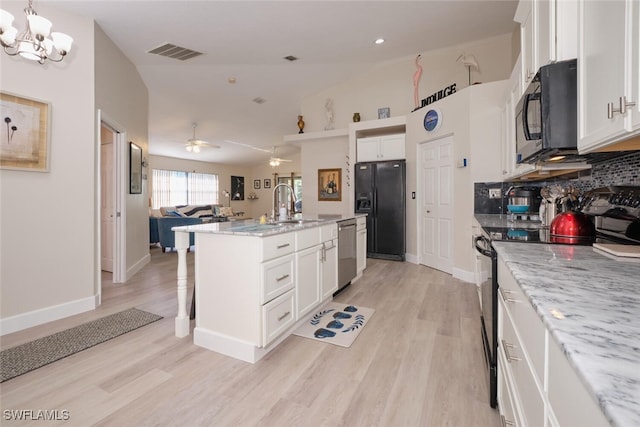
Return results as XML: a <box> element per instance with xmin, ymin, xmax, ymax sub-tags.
<box><xmin>172</xmin><ymin>213</ymin><xmax>365</xmax><ymax>237</ymax></box>
<box><xmin>492</xmin><ymin>241</ymin><xmax>640</xmax><ymax>427</ymax></box>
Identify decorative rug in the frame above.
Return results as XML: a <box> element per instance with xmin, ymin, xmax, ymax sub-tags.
<box><xmin>293</xmin><ymin>302</ymin><xmax>374</xmax><ymax>348</ymax></box>
<box><xmin>0</xmin><ymin>308</ymin><xmax>163</xmax><ymax>383</ymax></box>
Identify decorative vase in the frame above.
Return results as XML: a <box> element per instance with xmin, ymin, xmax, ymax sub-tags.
<box><xmin>297</xmin><ymin>115</ymin><xmax>305</xmax><ymax>134</ymax></box>
<box><xmin>353</xmin><ymin>112</ymin><xmax>361</xmax><ymax>122</ymax></box>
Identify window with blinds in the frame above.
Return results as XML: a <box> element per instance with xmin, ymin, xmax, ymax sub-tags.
<box><xmin>152</xmin><ymin>169</ymin><xmax>219</xmax><ymax>208</ymax></box>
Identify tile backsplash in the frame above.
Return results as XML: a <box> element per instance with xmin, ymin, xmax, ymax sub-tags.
<box><xmin>474</xmin><ymin>151</ymin><xmax>640</xmax><ymax>214</ymax></box>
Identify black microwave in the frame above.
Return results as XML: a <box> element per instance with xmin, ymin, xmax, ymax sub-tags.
<box><xmin>515</xmin><ymin>59</ymin><xmax>577</xmax><ymax>164</ymax></box>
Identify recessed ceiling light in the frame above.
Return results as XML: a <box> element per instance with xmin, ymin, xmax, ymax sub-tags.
<box><xmin>375</xmin><ymin>38</ymin><xmax>385</xmax><ymax>45</ymax></box>
<box><xmin>228</xmin><ymin>77</ymin><xmax>237</xmax><ymax>84</ymax></box>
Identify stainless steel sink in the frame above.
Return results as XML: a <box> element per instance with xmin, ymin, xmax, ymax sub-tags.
<box><xmin>275</xmin><ymin>219</ymin><xmax>321</xmax><ymax>225</ymax></box>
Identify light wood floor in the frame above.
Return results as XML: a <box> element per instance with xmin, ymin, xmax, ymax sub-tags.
<box><xmin>1</xmin><ymin>247</ymin><xmax>500</xmax><ymax>427</ymax></box>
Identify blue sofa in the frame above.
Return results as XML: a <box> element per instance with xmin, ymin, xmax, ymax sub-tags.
<box><xmin>153</xmin><ymin>217</ymin><xmax>203</xmax><ymax>252</ymax></box>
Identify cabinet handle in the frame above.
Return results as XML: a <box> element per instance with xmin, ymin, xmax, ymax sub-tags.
<box><xmin>276</xmin><ymin>243</ymin><xmax>290</xmax><ymax>249</ymax></box>
<box><xmin>499</xmin><ymin>288</ymin><xmax>519</xmax><ymax>303</ymax></box>
<box><xmin>277</xmin><ymin>311</ymin><xmax>291</xmax><ymax>321</ymax></box>
<box><xmin>501</xmin><ymin>339</ymin><xmax>521</xmax><ymax>363</ymax></box>
<box><xmin>501</xmin><ymin>415</ymin><xmax>515</xmax><ymax>427</ymax></box>
<box><xmin>608</xmin><ymin>96</ymin><xmax>637</xmax><ymax>118</ymax></box>
<box><xmin>276</xmin><ymin>274</ymin><xmax>290</xmax><ymax>282</ymax></box>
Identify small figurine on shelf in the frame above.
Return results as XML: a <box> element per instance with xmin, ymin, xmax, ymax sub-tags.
<box><xmin>324</xmin><ymin>98</ymin><xmax>334</xmax><ymax>130</ymax></box>
<box><xmin>297</xmin><ymin>115</ymin><xmax>305</xmax><ymax>134</ymax></box>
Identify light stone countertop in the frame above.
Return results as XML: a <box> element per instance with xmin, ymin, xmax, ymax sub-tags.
<box><xmin>492</xmin><ymin>241</ymin><xmax>640</xmax><ymax>427</ymax></box>
<box><xmin>172</xmin><ymin>213</ymin><xmax>365</xmax><ymax>237</ymax></box>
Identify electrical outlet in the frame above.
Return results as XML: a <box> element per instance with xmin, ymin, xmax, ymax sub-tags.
<box><xmin>489</xmin><ymin>188</ymin><xmax>501</xmax><ymax>199</ymax></box>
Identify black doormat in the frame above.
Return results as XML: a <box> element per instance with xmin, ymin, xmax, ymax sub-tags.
<box><xmin>0</xmin><ymin>308</ymin><xmax>163</xmax><ymax>382</ymax></box>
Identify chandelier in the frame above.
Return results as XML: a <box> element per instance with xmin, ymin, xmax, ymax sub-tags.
<box><xmin>0</xmin><ymin>0</ymin><xmax>73</xmax><ymax>64</ymax></box>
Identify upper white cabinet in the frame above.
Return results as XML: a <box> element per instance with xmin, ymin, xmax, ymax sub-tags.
<box><xmin>578</xmin><ymin>0</ymin><xmax>640</xmax><ymax>153</ymax></box>
<box><xmin>515</xmin><ymin>0</ymin><xmax>577</xmax><ymax>89</ymax></box>
<box><xmin>356</xmin><ymin>133</ymin><xmax>405</xmax><ymax>162</ymax></box>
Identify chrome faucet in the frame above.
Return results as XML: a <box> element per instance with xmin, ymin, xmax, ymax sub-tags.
<box><xmin>272</xmin><ymin>183</ymin><xmax>297</xmax><ymax>221</ymax></box>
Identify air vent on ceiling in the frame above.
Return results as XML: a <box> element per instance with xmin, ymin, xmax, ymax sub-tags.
<box><xmin>147</xmin><ymin>43</ymin><xmax>203</xmax><ymax>61</ymax></box>
<box><xmin>283</xmin><ymin>55</ymin><xmax>298</xmax><ymax>62</ymax></box>
<box><xmin>253</xmin><ymin>97</ymin><xmax>266</xmax><ymax>104</ymax></box>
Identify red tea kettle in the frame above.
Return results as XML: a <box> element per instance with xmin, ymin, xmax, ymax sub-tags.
<box><xmin>550</xmin><ymin>211</ymin><xmax>595</xmax><ymax>244</ymax></box>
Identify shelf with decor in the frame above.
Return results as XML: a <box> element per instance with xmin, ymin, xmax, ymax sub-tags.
<box><xmin>283</xmin><ymin>128</ymin><xmax>348</xmax><ymax>142</ymax></box>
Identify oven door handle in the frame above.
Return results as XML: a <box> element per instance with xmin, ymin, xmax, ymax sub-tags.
<box><xmin>474</xmin><ymin>235</ymin><xmax>493</xmax><ymax>258</ymax></box>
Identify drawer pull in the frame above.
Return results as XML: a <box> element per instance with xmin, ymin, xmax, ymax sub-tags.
<box><xmin>501</xmin><ymin>415</ymin><xmax>515</xmax><ymax>427</ymax></box>
<box><xmin>499</xmin><ymin>288</ymin><xmax>519</xmax><ymax>303</ymax></box>
<box><xmin>277</xmin><ymin>311</ymin><xmax>291</xmax><ymax>321</ymax></box>
<box><xmin>501</xmin><ymin>339</ymin><xmax>521</xmax><ymax>363</ymax></box>
<box><xmin>276</xmin><ymin>243</ymin><xmax>290</xmax><ymax>249</ymax></box>
<box><xmin>276</xmin><ymin>274</ymin><xmax>290</xmax><ymax>282</ymax></box>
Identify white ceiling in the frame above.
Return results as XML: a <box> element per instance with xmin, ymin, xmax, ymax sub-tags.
<box><xmin>42</xmin><ymin>0</ymin><xmax>518</xmax><ymax>165</ymax></box>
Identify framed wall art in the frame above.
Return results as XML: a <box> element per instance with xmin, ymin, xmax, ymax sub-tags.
<box><xmin>264</xmin><ymin>179</ymin><xmax>271</xmax><ymax>189</ymax></box>
<box><xmin>0</xmin><ymin>91</ymin><xmax>51</xmax><ymax>172</ymax></box>
<box><xmin>318</xmin><ymin>168</ymin><xmax>341</xmax><ymax>201</ymax></box>
<box><xmin>129</xmin><ymin>142</ymin><xmax>142</xmax><ymax>194</ymax></box>
<box><xmin>231</xmin><ymin>176</ymin><xmax>244</xmax><ymax>200</ymax></box>
<box><xmin>254</xmin><ymin>179</ymin><xmax>261</xmax><ymax>189</ymax></box>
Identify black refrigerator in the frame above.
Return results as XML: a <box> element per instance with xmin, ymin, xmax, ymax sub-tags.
<box><xmin>354</xmin><ymin>160</ymin><xmax>406</xmax><ymax>261</ymax></box>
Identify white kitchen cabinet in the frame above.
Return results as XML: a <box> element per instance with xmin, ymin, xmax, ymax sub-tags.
<box><xmin>320</xmin><ymin>239</ymin><xmax>338</xmax><ymax>300</ymax></box>
<box><xmin>516</xmin><ymin>0</ymin><xmax>536</xmax><ymax>86</ymax></box>
<box><xmin>296</xmin><ymin>244</ymin><xmax>322</xmax><ymax>319</ymax></box>
<box><xmin>515</xmin><ymin>0</ymin><xmax>578</xmax><ymax>89</ymax></box>
<box><xmin>356</xmin><ymin>216</ymin><xmax>367</xmax><ymax>277</ymax></box>
<box><xmin>578</xmin><ymin>0</ymin><xmax>640</xmax><ymax>152</ymax></box>
<box><xmin>496</xmin><ymin>254</ymin><xmax>612</xmax><ymax>427</ymax></box>
<box><xmin>356</xmin><ymin>133</ymin><xmax>405</xmax><ymax>162</ymax></box>
<box><xmin>192</xmin><ymin>222</ymin><xmax>342</xmax><ymax>363</ymax></box>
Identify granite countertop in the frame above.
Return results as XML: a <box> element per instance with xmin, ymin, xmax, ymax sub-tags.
<box><xmin>172</xmin><ymin>213</ymin><xmax>366</xmax><ymax>237</ymax></box>
<box><xmin>492</xmin><ymin>241</ymin><xmax>640</xmax><ymax>427</ymax></box>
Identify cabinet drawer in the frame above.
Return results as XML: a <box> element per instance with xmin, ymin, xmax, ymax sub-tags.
<box><xmin>296</xmin><ymin>227</ymin><xmax>321</xmax><ymax>251</ymax></box>
<box><xmin>321</xmin><ymin>223</ymin><xmax>338</xmax><ymax>241</ymax></box>
<box><xmin>497</xmin><ymin>355</ymin><xmax>520</xmax><ymax>427</ymax></box>
<box><xmin>261</xmin><ymin>254</ymin><xmax>295</xmax><ymax>304</ymax></box>
<box><xmin>547</xmin><ymin>336</ymin><xmax>610</xmax><ymax>427</ymax></box>
<box><xmin>261</xmin><ymin>232</ymin><xmax>295</xmax><ymax>261</ymax></box>
<box><xmin>262</xmin><ymin>289</ymin><xmax>295</xmax><ymax>346</ymax></box>
<box><xmin>356</xmin><ymin>216</ymin><xmax>366</xmax><ymax>231</ymax></box>
<box><xmin>499</xmin><ymin>298</ymin><xmax>545</xmax><ymax>427</ymax></box>
<box><xmin>498</xmin><ymin>257</ymin><xmax>545</xmax><ymax>382</ymax></box>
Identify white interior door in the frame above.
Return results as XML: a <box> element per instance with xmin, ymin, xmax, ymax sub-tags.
<box><xmin>419</xmin><ymin>136</ymin><xmax>453</xmax><ymax>274</ymax></box>
<box><xmin>100</xmin><ymin>124</ymin><xmax>115</xmax><ymax>272</ymax></box>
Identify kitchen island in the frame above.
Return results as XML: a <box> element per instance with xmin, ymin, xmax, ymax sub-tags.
<box><xmin>492</xmin><ymin>241</ymin><xmax>640</xmax><ymax>427</ymax></box>
<box><xmin>172</xmin><ymin>215</ymin><xmax>363</xmax><ymax>363</ymax></box>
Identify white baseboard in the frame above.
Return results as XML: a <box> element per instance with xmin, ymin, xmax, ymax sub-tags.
<box><xmin>452</xmin><ymin>267</ymin><xmax>476</xmax><ymax>284</ymax></box>
<box><xmin>405</xmin><ymin>252</ymin><xmax>419</xmax><ymax>264</ymax></box>
<box><xmin>127</xmin><ymin>253</ymin><xmax>150</xmax><ymax>281</ymax></box>
<box><xmin>0</xmin><ymin>295</ymin><xmax>98</xmax><ymax>336</ymax></box>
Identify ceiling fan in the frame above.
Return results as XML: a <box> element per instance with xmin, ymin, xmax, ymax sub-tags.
<box><xmin>223</xmin><ymin>139</ymin><xmax>292</xmax><ymax>166</ymax></box>
<box><xmin>268</xmin><ymin>146</ymin><xmax>292</xmax><ymax>167</ymax></box>
<box><xmin>185</xmin><ymin>123</ymin><xmax>220</xmax><ymax>153</ymax></box>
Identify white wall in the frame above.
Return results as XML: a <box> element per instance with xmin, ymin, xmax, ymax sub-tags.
<box><xmin>94</xmin><ymin>26</ymin><xmax>149</xmax><ymax>278</ymax></box>
<box><xmin>300</xmin><ymin>33</ymin><xmax>514</xmax><ymax>132</ymax></box>
<box><xmin>406</xmin><ymin>80</ymin><xmax>508</xmax><ymax>280</ymax></box>
<box><xmin>300</xmin><ymin>136</ymin><xmax>351</xmax><ymax>217</ymax></box>
<box><xmin>0</xmin><ymin>5</ymin><xmax>96</xmax><ymax>331</ymax></box>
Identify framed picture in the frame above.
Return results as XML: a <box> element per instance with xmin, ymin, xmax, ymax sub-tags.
<box><xmin>378</xmin><ymin>107</ymin><xmax>390</xmax><ymax>119</ymax></box>
<box><xmin>264</xmin><ymin>179</ymin><xmax>271</xmax><ymax>189</ymax></box>
<box><xmin>0</xmin><ymin>91</ymin><xmax>51</xmax><ymax>172</ymax></box>
<box><xmin>129</xmin><ymin>142</ymin><xmax>142</xmax><ymax>194</ymax></box>
<box><xmin>254</xmin><ymin>179</ymin><xmax>261</xmax><ymax>190</ymax></box>
<box><xmin>318</xmin><ymin>168</ymin><xmax>342</xmax><ymax>201</ymax></box>
<box><xmin>231</xmin><ymin>176</ymin><xmax>244</xmax><ymax>200</ymax></box>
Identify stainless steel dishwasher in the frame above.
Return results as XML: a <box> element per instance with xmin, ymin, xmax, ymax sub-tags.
<box><xmin>337</xmin><ymin>218</ymin><xmax>357</xmax><ymax>293</ymax></box>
